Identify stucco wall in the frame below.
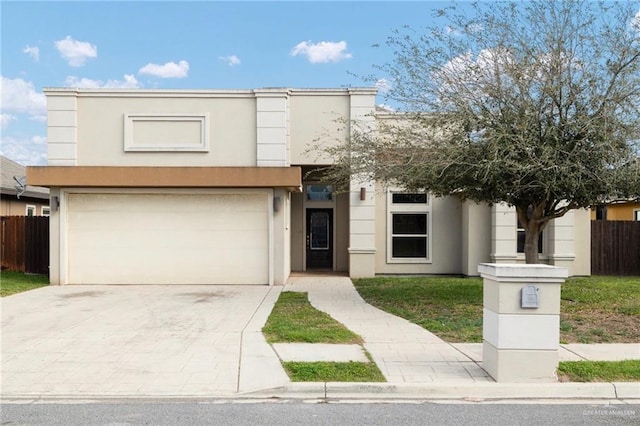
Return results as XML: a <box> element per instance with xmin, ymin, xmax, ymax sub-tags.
<box><xmin>375</xmin><ymin>191</ymin><xmax>463</xmax><ymax>274</ymax></box>
<box><xmin>289</xmin><ymin>94</ymin><xmax>349</xmax><ymax>165</ymax></box>
<box><xmin>76</xmin><ymin>96</ymin><xmax>257</xmax><ymax>166</ymax></box>
<box><xmin>0</xmin><ymin>198</ymin><xmax>49</xmax><ymax>216</ymax></box>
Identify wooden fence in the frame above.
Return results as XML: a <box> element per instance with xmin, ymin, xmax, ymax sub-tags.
<box><xmin>591</xmin><ymin>221</ymin><xmax>640</xmax><ymax>276</ymax></box>
<box><xmin>0</xmin><ymin>216</ymin><xmax>49</xmax><ymax>275</ymax></box>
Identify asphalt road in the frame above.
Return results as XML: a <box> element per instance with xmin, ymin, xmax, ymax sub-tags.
<box><xmin>1</xmin><ymin>400</ymin><xmax>638</xmax><ymax>426</ymax></box>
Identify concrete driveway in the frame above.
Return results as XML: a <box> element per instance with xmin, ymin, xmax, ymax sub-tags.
<box><xmin>1</xmin><ymin>285</ymin><xmax>289</xmax><ymax>398</ymax></box>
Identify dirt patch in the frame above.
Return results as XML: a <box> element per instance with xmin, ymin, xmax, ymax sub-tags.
<box><xmin>560</xmin><ymin>311</ymin><xmax>640</xmax><ymax>343</ymax></box>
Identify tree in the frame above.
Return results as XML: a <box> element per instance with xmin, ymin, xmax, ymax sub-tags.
<box><xmin>323</xmin><ymin>0</ymin><xmax>640</xmax><ymax>263</ymax></box>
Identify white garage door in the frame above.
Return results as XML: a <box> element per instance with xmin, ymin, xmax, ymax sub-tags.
<box><xmin>66</xmin><ymin>192</ymin><xmax>269</xmax><ymax>284</ymax></box>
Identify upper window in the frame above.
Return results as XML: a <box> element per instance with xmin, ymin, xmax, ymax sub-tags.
<box><xmin>41</xmin><ymin>206</ymin><xmax>50</xmax><ymax>217</ymax></box>
<box><xmin>26</xmin><ymin>205</ymin><xmax>36</xmax><ymax>216</ymax></box>
<box><xmin>306</xmin><ymin>184</ymin><xmax>333</xmax><ymax>201</ymax></box>
<box><xmin>392</xmin><ymin>193</ymin><xmax>427</xmax><ymax>204</ymax></box>
<box><xmin>634</xmin><ymin>209</ymin><xmax>640</xmax><ymax>221</ymax></box>
<box><xmin>387</xmin><ymin>191</ymin><xmax>431</xmax><ymax>263</ymax></box>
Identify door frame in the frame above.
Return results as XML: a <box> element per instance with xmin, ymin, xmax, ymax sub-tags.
<box><xmin>302</xmin><ymin>182</ymin><xmax>337</xmax><ymax>271</ymax></box>
<box><xmin>305</xmin><ymin>208</ymin><xmax>334</xmax><ymax>269</ymax></box>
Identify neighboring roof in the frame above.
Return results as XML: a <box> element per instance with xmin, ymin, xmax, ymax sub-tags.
<box><xmin>0</xmin><ymin>156</ymin><xmax>49</xmax><ymax>199</ymax></box>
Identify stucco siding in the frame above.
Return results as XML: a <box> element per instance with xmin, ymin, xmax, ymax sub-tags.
<box><xmin>375</xmin><ymin>191</ymin><xmax>463</xmax><ymax>274</ymax></box>
<box><xmin>289</xmin><ymin>94</ymin><xmax>349</xmax><ymax>165</ymax></box>
<box><xmin>76</xmin><ymin>96</ymin><xmax>257</xmax><ymax>166</ymax></box>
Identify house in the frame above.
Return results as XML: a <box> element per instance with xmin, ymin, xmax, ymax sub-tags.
<box><xmin>27</xmin><ymin>88</ymin><xmax>591</xmax><ymax>285</ymax></box>
<box><xmin>592</xmin><ymin>201</ymin><xmax>640</xmax><ymax>221</ymax></box>
<box><xmin>1</xmin><ymin>155</ymin><xmax>50</xmax><ymax>216</ymax></box>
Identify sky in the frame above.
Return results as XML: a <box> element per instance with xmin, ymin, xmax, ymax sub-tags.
<box><xmin>0</xmin><ymin>0</ymin><xmax>459</xmax><ymax>166</ymax></box>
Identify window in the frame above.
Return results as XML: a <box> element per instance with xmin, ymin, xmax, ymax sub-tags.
<box><xmin>306</xmin><ymin>184</ymin><xmax>333</xmax><ymax>201</ymax></box>
<box><xmin>595</xmin><ymin>205</ymin><xmax>607</xmax><ymax>220</ymax></box>
<box><xmin>387</xmin><ymin>191</ymin><xmax>431</xmax><ymax>262</ymax></box>
<box><xmin>26</xmin><ymin>205</ymin><xmax>36</xmax><ymax>216</ymax></box>
<box><xmin>42</xmin><ymin>206</ymin><xmax>50</xmax><ymax>217</ymax></box>
<box><xmin>516</xmin><ymin>215</ymin><xmax>543</xmax><ymax>254</ymax></box>
<box><xmin>634</xmin><ymin>210</ymin><xmax>640</xmax><ymax>221</ymax></box>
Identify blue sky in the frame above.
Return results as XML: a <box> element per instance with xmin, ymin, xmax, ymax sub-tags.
<box><xmin>1</xmin><ymin>1</ymin><xmax>458</xmax><ymax>166</ymax></box>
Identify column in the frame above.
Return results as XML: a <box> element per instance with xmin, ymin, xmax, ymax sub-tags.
<box><xmin>479</xmin><ymin>263</ymin><xmax>568</xmax><ymax>382</ymax></box>
<box><xmin>347</xmin><ymin>89</ymin><xmax>377</xmax><ymax>278</ymax></box>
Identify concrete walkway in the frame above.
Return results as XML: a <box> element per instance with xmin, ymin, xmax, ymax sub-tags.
<box><xmin>284</xmin><ymin>276</ymin><xmax>492</xmax><ymax>383</ymax></box>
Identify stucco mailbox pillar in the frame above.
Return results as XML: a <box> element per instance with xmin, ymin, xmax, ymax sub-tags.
<box><xmin>478</xmin><ymin>263</ymin><xmax>568</xmax><ymax>382</ymax></box>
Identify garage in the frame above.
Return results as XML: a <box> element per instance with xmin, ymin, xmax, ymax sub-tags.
<box><xmin>66</xmin><ymin>191</ymin><xmax>270</xmax><ymax>285</ymax></box>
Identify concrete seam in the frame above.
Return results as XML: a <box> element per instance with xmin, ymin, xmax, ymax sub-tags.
<box><xmin>612</xmin><ymin>382</ymin><xmax>618</xmax><ymax>399</ymax></box>
<box><xmin>560</xmin><ymin>345</ymin><xmax>587</xmax><ymax>360</ymax></box>
<box><xmin>237</xmin><ymin>287</ymin><xmax>277</xmax><ymax>393</ymax></box>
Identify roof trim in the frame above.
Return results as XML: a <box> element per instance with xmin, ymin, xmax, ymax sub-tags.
<box><xmin>27</xmin><ymin>166</ymin><xmax>302</xmax><ymax>192</ymax></box>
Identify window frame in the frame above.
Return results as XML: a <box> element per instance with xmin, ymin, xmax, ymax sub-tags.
<box><xmin>41</xmin><ymin>206</ymin><xmax>50</xmax><ymax>217</ymax></box>
<box><xmin>516</xmin><ymin>212</ymin><xmax>545</xmax><ymax>255</ymax></box>
<box><xmin>634</xmin><ymin>209</ymin><xmax>640</xmax><ymax>221</ymax></box>
<box><xmin>26</xmin><ymin>205</ymin><xmax>36</xmax><ymax>216</ymax></box>
<box><xmin>386</xmin><ymin>190</ymin><xmax>432</xmax><ymax>264</ymax></box>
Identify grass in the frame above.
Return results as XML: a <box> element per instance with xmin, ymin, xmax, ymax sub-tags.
<box><xmin>558</xmin><ymin>360</ymin><xmax>640</xmax><ymax>382</ymax></box>
<box><xmin>262</xmin><ymin>291</ymin><xmax>384</xmax><ymax>382</ymax></box>
<box><xmin>354</xmin><ymin>275</ymin><xmax>640</xmax><ymax>344</ymax></box>
<box><xmin>283</xmin><ymin>361</ymin><xmax>386</xmax><ymax>382</ymax></box>
<box><xmin>560</xmin><ymin>276</ymin><xmax>640</xmax><ymax>343</ymax></box>
<box><xmin>262</xmin><ymin>291</ymin><xmax>362</xmax><ymax>344</ymax></box>
<box><xmin>354</xmin><ymin>276</ymin><xmax>484</xmax><ymax>342</ymax></box>
<box><xmin>0</xmin><ymin>270</ymin><xmax>49</xmax><ymax>297</ymax></box>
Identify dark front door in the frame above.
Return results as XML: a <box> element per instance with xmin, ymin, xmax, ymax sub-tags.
<box><xmin>306</xmin><ymin>208</ymin><xmax>333</xmax><ymax>269</ymax></box>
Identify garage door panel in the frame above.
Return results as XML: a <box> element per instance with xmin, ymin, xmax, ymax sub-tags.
<box><xmin>67</xmin><ymin>193</ymin><xmax>269</xmax><ymax>284</ymax></box>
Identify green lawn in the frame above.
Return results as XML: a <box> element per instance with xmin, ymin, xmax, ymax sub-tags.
<box><xmin>263</xmin><ymin>291</ymin><xmax>362</xmax><ymax>344</ymax></box>
<box><xmin>354</xmin><ymin>275</ymin><xmax>640</xmax><ymax>344</ymax></box>
<box><xmin>558</xmin><ymin>360</ymin><xmax>640</xmax><ymax>382</ymax></box>
<box><xmin>262</xmin><ymin>291</ymin><xmax>384</xmax><ymax>382</ymax></box>
<box><xmin>354</xmin><ymin>276</ymin><xmax>484</xmax><ymax>342</ymax></box>
<box><xmin>283</xmin><ymin>361</ymin><xmax>386</xmax><ymax>382</ymax></box>
<box><xmin>0</xmin><ymin>270</ymin><xmax>49</xmax><ymax>297</ymax></box>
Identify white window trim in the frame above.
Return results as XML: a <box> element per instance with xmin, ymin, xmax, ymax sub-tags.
<box><xmin>516</xmin><ymin>220</ymin><xmax>548</xmax><ymax>260</ymax></box>
<box><xmin>634</xmin><ymin>209</ymin><xmax>640</xmax><ymax>221</ymax></box>
<box><xmin>41</xmin><ymin>206</ymin><xmax>50</xmax><ymax>217</ymax></box>
<box><xmin>386</xmin><ymin>190</ymin><xmax>432</xmax><ymax>264</ymax></box>
<box><xmin>26</xmin><ymin>204</ymin><xmax>36</xmax><ymax>216</ymax></box>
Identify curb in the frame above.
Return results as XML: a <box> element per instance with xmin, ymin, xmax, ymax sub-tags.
<box><xmin>243</xmin><ymin>381</ymin><xmax>640</xmax><ymax>400</ymax></box>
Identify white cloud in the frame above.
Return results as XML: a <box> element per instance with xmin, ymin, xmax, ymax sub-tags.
<box><xmin>290</xmin><ymin>40</ymin><xmax>352</xmax><ymax>64</ymax></box>
<box><xmin>55</xmin><ymin>36</ymin><xmax>97</xmax><ymax>67</ymax></box>
<box><xmin>375</xmin><ymin>78</ymin><xmax>391</xmax><ymax>93</ymax></box>
<box><xmin>1</xmin><ymin>113</ymin><xmax>16</xmax><ymax>129</ymax></box>
<box><xmin>23</xmin><ymin>45</ymin><xmax>40</xmax><ymax>61</ymax></box>
<box><xmin>219</xmin><ymin>55</ymin><xmax>241</xmax><ymax>67</ymax></box>
<box><xmin>0</xmin><ymin>76</ymin><xmax>47</xmax><ymax>120</ymax></box>
<box><xmin>0</xmin><ymin>135</ymin><xmax>47</xmax><ymax>166</ymax></box>
<box><xmin>632</xmin><ymin>9</ymin><xmax>640</xmax><ymax>31</ymax></box>
<box><xmin>65</xmin><ymin>74</ymin><xmax>140</xmax><ymax>89</ymax></box>
<box><xmin>138</xmin><ymin>60</ymin><xmax>189</xmax><ymax>78</ymax></box>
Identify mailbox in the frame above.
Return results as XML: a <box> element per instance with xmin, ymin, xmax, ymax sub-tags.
<box><xmin>521</xmin><ymin>285</ymin><xmax>540</xmax><ymax>308</ymax></box>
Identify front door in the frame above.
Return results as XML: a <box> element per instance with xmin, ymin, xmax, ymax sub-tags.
<box><xmin>306</xmin><ymin>208</ymin><xmax>333</xmax><ymax>269</ymax></box>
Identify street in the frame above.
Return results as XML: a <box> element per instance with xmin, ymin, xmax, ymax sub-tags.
<box><xmin>1</xmin><ymin>400</ymin><xmax>638</xmax><ymax>426</ymax></box>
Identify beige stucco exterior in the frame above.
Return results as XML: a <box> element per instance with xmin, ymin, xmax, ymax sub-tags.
<box><xmin>591</xmin><ymin>202</ymin><xmax>640</xmax><ymax>221</ymax></box>
<box><xmin>32</xmin><ymin>87</ymin><xmax>591</xmax><ymax>285</ymax></box>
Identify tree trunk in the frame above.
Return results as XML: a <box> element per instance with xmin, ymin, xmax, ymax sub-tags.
<box><xmin>516</xmin><ymin>204</ymin><xmax>545</xmax><ymax>264</ymax></box>
<box><xmin>523</xmin><ymin>222</ymin><xmax>542</xmax><ymax>264</ymax></box>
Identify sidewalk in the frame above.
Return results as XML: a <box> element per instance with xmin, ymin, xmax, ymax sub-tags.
<box><xmin>253</xmin><ymin>275</ymin><xmax>640</xmax><ymax>401</ymax></box>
